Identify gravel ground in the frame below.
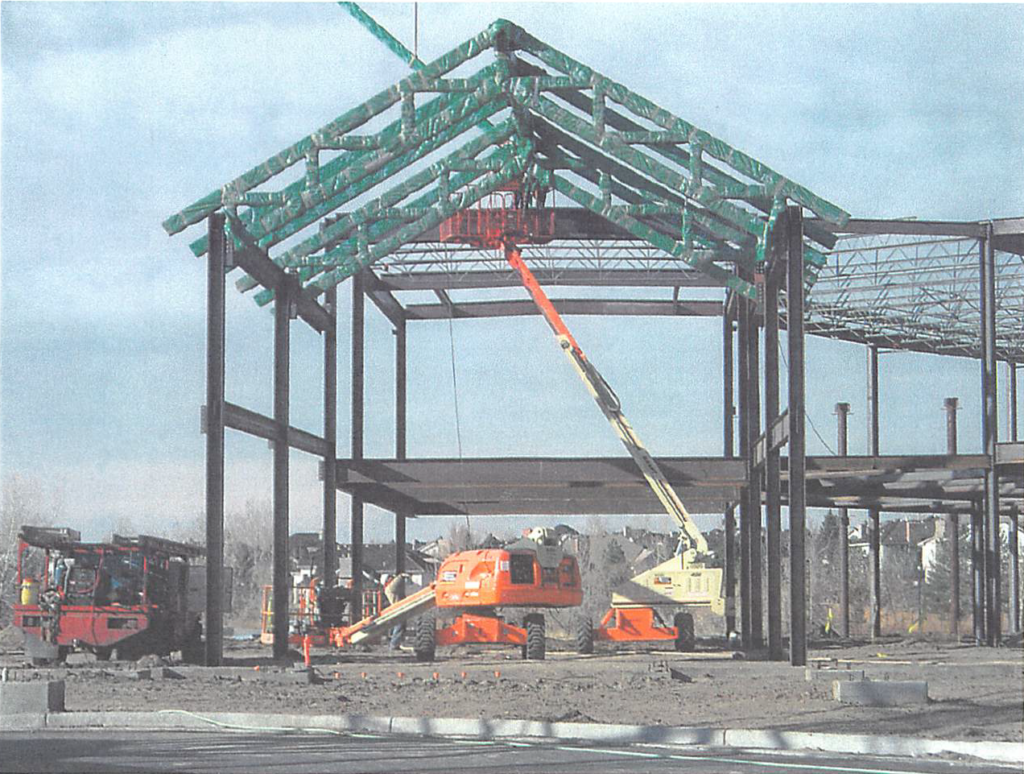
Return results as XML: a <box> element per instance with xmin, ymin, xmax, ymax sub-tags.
<box><xmin>3</xmin><ymin>633</ymin><xmax>1021</xmax><ymax>742</ymax></box>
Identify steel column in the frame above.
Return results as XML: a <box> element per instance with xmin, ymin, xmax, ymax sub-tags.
<box><xmin>945</xmin><ymin>397</ymin><xmax>959</xmax><ymax>640</ymax></box>
<box><xmin>1010</xmin><ymin>505</ymin><xmax>1020</xmax><ymax>635</ymax></box>
<box><xmin>764</xmin><ymin>260</ymin><xmax>782</xmax><ymax>659</ymax></box>
<box><xmin>322</xmin><ymin>287</ymin><xmax>338</xmax><ymax>589</ymax></box>
<box><xmin>835</xmin><ymin>402</ymin><xmax>851</xmax><ymax>639</ymax></box>
<box><xmin>971</xmin><ymin>501</ymin><xmax>986</xmax><ymax>643</ymax></box>
<box><xmin>351</xmin><ymin>271</ymin><xmax>366</xmax><ymax>620</ymax></box>
<box><xmin>980</xmin><ymin>228</ymin><xmax>1001</xmax><ymax>645</ymax></box>
<box><xmin>723</xmin><ymin>310</ymin><xmax>737</xmax><ymax>640</ymax></box>
<box><xmin>867</xmin><ymin>344</ymin><xmax>882</xmax><ymax>640</ymax></box>
<box><xmin>396</xmin><ymin>512</ymin><xmax>407</xmax><ymax>576</ymax></box>
<box><xmin>786</xmin><ymin>206</ymin><xmax>807</xmax><ymax>668</ymax></box>
<box><xmin>737</xmin><ymin>288</ymin><xmax>752</xmax><ymax>648</ymax></box>
<box><xmin>272</xmin><ymin>276</ymin><xmax>293</xmax><ymax>661</ymax></box>
<box><xmin>204</xmin><ymin>213</ymin><xmax>226</xmax><ymax>667</ymax></box>
<box><xmin>748</xmin><ymin>296</ymin><xmax>763</xmax><ymax>649</ymax></box>
<box><xmin>395</xmin><ymin>312</ymin><xmax>408</xmax><ymax>578</ymax></box>
<box><xmin>1010</xmin><ymin>365</ymin><xmax>1018</xmax><ymax>443</ymax></box>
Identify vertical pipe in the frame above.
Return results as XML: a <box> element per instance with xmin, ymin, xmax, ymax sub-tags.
<box><xmin>867</xmin><ymin>344</ymin><xmax>882</xmax><ymax>639</ymax></box>
<box><xmin>351</xmin><ymin>271</ymin><xmax>366</xmax><ymax>620</ymax></box>
<box><xmin>835</xmin><ymin>402</ymin><xmax>850</xmax><ymax>639</ymax></box>
<box><xmin>737</xmin><ymin>289</ymin><xmax>751</xmax><ymax>648</ymax></box>
<box><xmin>972</xmin><ymin>501</ymin><xmax>986</xmax><ymax>643</ymax></box>
<box><xmin>764</xmin><ymin>261</ymin><xmax>782</xmax><ymax>659</ymax></box>
<box><xmin>272</xmin><ymin>277</ymin><xmax>292</xmax><ymax>661</ymax></box>
<box><xmin>396</xmin><ymin>512</ymin><xmax>407</xmax><ymax>577</ymax></box>
<box><xmin>723</xmin><ymin>310</ymin><xmax>737</xmax><ymax>640</ymax></box>
<box><xmin>1010</xmin><ymin>364</ymin><xmax>1018</xmax><ymax>443</ymax></box>
<box><xmin>786</xmin><ymin>206</ymin><xmax>807</xmax><ymax>667</ymax></box>
<box><xmin>945</xmin><ymin>397</ymin><xmax>960</xmax><ymax>640</ymax></box>
<box><xmin>748</xmin><ymin>301</ymin><xmax>763</xmax><ymax>649</ymax></box>
<box><xmin>980</xmin><ymin>228</ymin><xmax>1001</xmax><ymax>645</ymax></box>
<box><xmin>395</xmin><ymin>313</ymin><xmax>408</xmax><ymax>579</ymax></box>
<box><xmin>322</xmin><ymin>287</ymin><xmax>338</xmax><ymax>590</ymax></box>
<box><xmin>1010</xmin><ymin>505</ymin><xmax>1020</xmax><ymax>635</ymax></box>
<box><xmin>204</xmin><ymin>213</ymin><xmax>226</xmax><ymax>667</ymax></box>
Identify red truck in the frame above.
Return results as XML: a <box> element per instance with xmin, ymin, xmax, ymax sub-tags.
<box><xmin>14</xmin><ymin>526</ymin><xmax>205</xmax><ymax>664</ymax></box>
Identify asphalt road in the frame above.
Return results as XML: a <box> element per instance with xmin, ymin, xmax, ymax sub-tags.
<box><xmin>0</xmin><ymin>731</ymin><xmax>1015</xmax><ymax>774</ymax></box>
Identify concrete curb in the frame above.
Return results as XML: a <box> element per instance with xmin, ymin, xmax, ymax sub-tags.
<box><xmin>2</xmin><ymin>711</ymin><xmax>1021</xmax><ymax>765</ymax></box>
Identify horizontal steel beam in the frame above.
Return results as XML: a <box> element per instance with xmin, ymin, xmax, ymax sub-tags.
<box><xmin>220</xmin><ymin>402</ymin><xmax>329</xmax><ymax>457</ymax></box>
<box><xmin>372</xmin><ymin>268</ymin><xmax>719</xmax><ymax>290</ymax></box>
<box><xmin>807</xmin><ymin>218</ymin><xmax>985</xmax><ymax>239</ymax></box>
<box><xmin>362</xmin><ymin>272</ymin><xmax>405</xmax><ymax>326</ymax></box>
<box><xmin>403</xmin><ymin>298</ymin><xmax>723</xmax><ymax>320</ymax></box>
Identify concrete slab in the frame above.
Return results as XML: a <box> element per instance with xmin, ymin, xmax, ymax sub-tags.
<box><xmin>0</xmin><ymin>681</ymin><xmax>65</xmax><ymax>714</ymax></box>
<box><xmin>804</xmin><ymin>668</ymin><xmax>865</xmax><ymax>682</ymax></box>
<box><xmin>833</xmin><ymin>680</ymin><xmax>928</xmax><ymax>706</ymax></box>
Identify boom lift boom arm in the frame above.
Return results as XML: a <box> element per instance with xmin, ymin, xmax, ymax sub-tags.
<box><xmin>504</xmin><ymin>244</ymin><xmax>709</xmax><ymax>560</ymax></box>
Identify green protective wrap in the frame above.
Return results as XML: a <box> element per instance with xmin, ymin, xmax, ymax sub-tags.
<box><xmin>273</xmin><ymin>119</ymin><xmax>515</xmax><ymax>270</ymax></box>
<box><xmin>338</xmin><ymin>2</ymin><xmax>423</xmax><ymax>70</ymax></box>
<box><xmin>309</xmin><ymin>148</ymin><xmax>530</xmax><ymax>294</ymax></box>
<box><xmin>163</xmin><ymin>21</ymin><xmax>504</xmax><ymax>236</ymax></box>
<box><xmin>513</xmin><ymin>26</ymin><xmax>849</xmax><ymax>228</ymax></box>
<box><xmin>197</xmin><ymin>70</ymin><xmax>501</xmax><ymax>256</ymax></box>
<box><xmin>532</xmin><ymin>121</ymin><xmax>752</xmax><ymax>263</ymax></box>
<box><xmin>522</xmin><ymin>90</ymin><xmax>828</xmax><ymax>271</ymax></box>
<box><xmin>550</xmin><ymin>173</ymin><xmax>756</xmax><ymax>300</ymax></box>
<box><xmin>251</xmin><ymin>141</ymin><xmax>528</xmax><ymax>304</ymax></box>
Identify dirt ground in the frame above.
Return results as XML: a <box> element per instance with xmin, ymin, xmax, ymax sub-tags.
<box><xmin>2</xmin><ymin>631</ymin><xmax>1021</xmax><ymax>743</ymax></box>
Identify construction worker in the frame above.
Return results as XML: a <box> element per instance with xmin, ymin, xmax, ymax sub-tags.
<box><xmin>383</xmin><ymin>573</ymin><xmax>407</xmax><ymax>651</ymax></box>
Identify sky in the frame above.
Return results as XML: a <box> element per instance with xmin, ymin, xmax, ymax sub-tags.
<box><xmin>1</xmin><ymin>2</ymin><xmax>1022</xmax><ymax>544</ymax></box>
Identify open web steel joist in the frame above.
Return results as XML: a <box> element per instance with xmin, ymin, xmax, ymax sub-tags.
<box><xmin>163</xmin><ymin>14</ymin><xmax>848</xmax><ymax>304</ymax></box>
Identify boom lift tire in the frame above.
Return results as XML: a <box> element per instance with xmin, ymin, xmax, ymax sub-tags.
<box><xmin>524</xmin><ymin>613</ymin><xmax>546</xmax><ymax>660</ymax></box>
<box><xmin>673</xmin><ymin>612</ymin><xmax>695</xmax><ymax>652</ymax></box>
<box><xmin>414</xmin><ymin>614</ymin><xmax>436</xmax><ymax>663</ymax></box>
<box><xmin>94</xmin><ymin>647</ymin><xmax>112</xmax><ymax>662</ymax></box>
<box><xmin>574</xmin><ymin>615</ymin><xmax>594</xmax><ymax>654</ymax></box>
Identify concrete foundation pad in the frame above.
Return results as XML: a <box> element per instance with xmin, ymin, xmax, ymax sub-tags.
<box><xmin>805</xmin><ymin>667</ymin><xmax>865</xmax><ymax>682</ymax></box>
<box><xmin>834</xmin><ymin>679</ymin><xmax>928</xmax><ymax>706</ymax></box>
<box><xmin>0</xmin><ymin>681</ymin><xmax>65</xmax><ymax>714</ymax></box>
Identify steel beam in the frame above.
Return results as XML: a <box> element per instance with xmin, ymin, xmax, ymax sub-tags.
<box><xmin>402</xmin><ymin>298</ymin><xmax>723</xmax><ymax>320</ymax></box>
<box><xmin>204</xmin><ymin>214</ymin><xmax>226</xmax><ymax>667</ymax></box>
<box><xmin>222</xmin><ymin>402</ymin><xmax>328</xmax><ymax>457</ymax></box>
<box><xmin>764</xmin><ymin>253</ymin><xmax>782</xmax><ymax>659</ymax></box>
<box><xmin>980</xmin><ymin>228</ymin><xmax>1001</xmax><ymax>645</ymax></box>
<box><xmin>867</xmin><ymin>343</ymin><xmax>882</xmax><ymax>640</ymax></box>
<box><xmin>723</xmin><ymin>309</ymin><xmax>737</xmax><ymax>639</ymax></box>
<box><xmin>396</xmin><ymin>512</ymin><xmax>407</xmax><ymax>577</ymax></box>
<box><xmin>350</xmin><ymin>270</ymin><xmax>366</xmax><ymax>619</ymax></box>
<box><xmin>323</xmin><ymin>287</ymin><xmax>338</xmax><ymax>589</ymax></box>
<box><xmin>836</xmin><ymin>402</ymin><xmax>851</xmax><ymax>639</ymax></box>
<box><xmin>364</xmin><ymin>272</ymin><xmax>406</xmax><ymax>328</ymax></box>
<box><xmin>271</xmin><ymin>275</ymin><xmax>293</xmax><ymax>661</ymax></box>
<box><xmin>1010</xmin><ymin>364</ymin><xmax>1019</xmax><ymax>443</ymax></box>
<box><xmin>395</xmin><ymin>308</ymin><xmax>408</xmax><ymax>581</ymax></box>
<box><xmin>806</xmin><ymin>217</ymin><xmax>986</xmax><ymax>239</ymax></box>
<box><xmin>373</xmin><ymin>268</ymin><xmax>717</xmax><ymax>291</ymax></box>
<box><xmin>786</xmin><ymin>206</ymin><xmax>808</xmax><ymax>668</ymax></box>
<box><xmin>737</xmin><ymin>285</ymin><xmax>752</xmax><ymax>648</ymax></box>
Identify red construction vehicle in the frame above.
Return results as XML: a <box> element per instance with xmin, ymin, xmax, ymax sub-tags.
<box><xmin>329</xmin><ymin>527</ymin><xmax>582</xmax><ymax>661</ymax></box>
<box><xmin>13</xmin><ymin>525</ymin><xmax>206</xmax><ymax>664</ymax></box>
<box><xmin>441</xmin><ymin>174</ymin><xmax>725</xmax><ymax>652</ymax></box>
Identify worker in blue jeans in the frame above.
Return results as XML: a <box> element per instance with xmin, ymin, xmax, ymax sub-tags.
<box><xmin>384</xmin><ymin>574</ymin><xmax>407</xmax><ymax>651</ymax></box>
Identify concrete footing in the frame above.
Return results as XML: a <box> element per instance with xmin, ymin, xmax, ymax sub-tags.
<box><xmin>805</xmin><ymin>667</ymin><xmax>864</xmax><ymax>682</ymax></box>
<box><xmin>0</xmin><ymin>680</ymin><xmax>65</xmax><ymax>714</ymax></box>
<box><xmin>833</xmin><ymin>680</ymin><xmax>928</xmax><ymax>706</ymax></box>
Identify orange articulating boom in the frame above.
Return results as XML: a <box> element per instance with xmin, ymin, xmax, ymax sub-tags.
<box><xmin>504</xmin><ymin>244</ymin><xmax>708</xmax><ymax>560</ymax></box>
<box><xmin>330</xmin><ymin>583</ymin><xmax>437</xmax><ymax>647</ymax></box>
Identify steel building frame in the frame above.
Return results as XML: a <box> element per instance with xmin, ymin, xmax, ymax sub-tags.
<box><xmin>165</xmin><ymin>7</ymin><xmax>1023</xmax><ymax>665</ymax></box>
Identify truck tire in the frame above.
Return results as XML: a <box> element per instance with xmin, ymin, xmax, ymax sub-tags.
<box><xmin>574</xmin><ymin>615</ymin><xmax>594</xmax><ymax>654</ymax></box>
<box><xmin>414</xmin><ymin>615</ymin><xmax>436</xmax><ymax>663</ymax></box>
<box><xmin>524</xmin><ymin>614</ymin><xmax>545</xmax><ymax>661</ymax></box>
<box><xmin>94</xmin><ymin>647</ymin><xmax>112</xmax><ymax>662</ymax></box>
<box><xmin>673</xmin><ymin>612</ymin><xmax>695</xmax><ymax>652</ymax></box>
